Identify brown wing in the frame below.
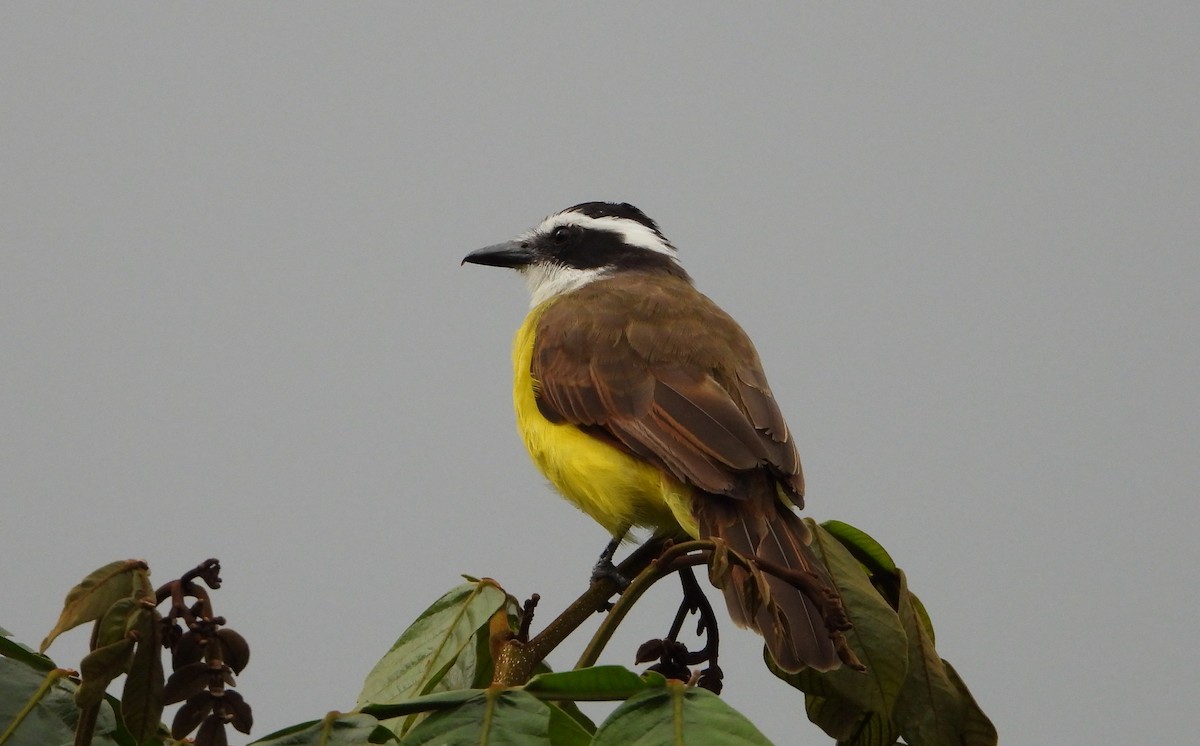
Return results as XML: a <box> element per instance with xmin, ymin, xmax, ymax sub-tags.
<box><xmin>534</xmin><ymin>272</ymin><xmax>842</xmax><ymax>672</ymax></box>
<box><xmin>531</xmin><ymin>272</ymin><xmax>804</xmax><ymax>503</ymax></box>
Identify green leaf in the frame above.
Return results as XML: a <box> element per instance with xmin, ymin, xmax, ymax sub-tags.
<box><xmin>546</xmin><ymin>701</ymin><xmax>593</xmax><ymax>746</ymax></box>
<box><xmin>40</xmin><ymin>560</ymin><xmax>148</xmax><ymax>652</ymax></box>
<box><xmin>822</xmin><ymin>520</ymin><xmax>902</xmax><ymax>608</ymax></box>
<box><xmin>522</xmin><ymin>662</ymin><xmax>594</xmax><ymax>735</ymax></box>
<box><xmin>892</xmin><ymin>570</ymin><xmax>970</xmax><ymax>746</ymax></box>
<box><xmin>401</xmin><ymin>689</ymin><xmax>561</xmax><ymax>746</ymax></box>
<box><xmin>249</xmin><ymin>712</ymin><xmax>398</xmax><ymax>744</ymax></box>
<box><xmin>0</xmin><ymin>630</ymin><xmax>55</xmax><ymax>673</ymax></box>
<box><xmin>907</xmin><ymin>590</ymin><xmax>937</xmax><ymax>645</ymax></box>
<box><xmin>120</xmin><ymin>607</ymin><xmax>165</xmax><ymax>743</ymax></box>
<box><xmin>75</xmin><ymin>638</ymin><xmax>135</xmax><ymax>707</ymax></box>
<box><xmin>357</xmin><ymin>581</ymin><xmax>507</xmax><ymax>704</ymax></box>
<box><xmin>943</xmin><ymin>661</ymin><xmax>997</xmax><ymax>746</ymax></box>
<box><xmin>378</xmin><ymin>605</ymin><xmax>507</xmax><ymax>737</ymax></box>
<box><xmin>435</xmin><ymin>591</ymin><xmax>519</xmax><ymax>693</ymax></box>
<box><xmin>357</xmin><ymin>580</ymin><xmax>509</xmax><ymax>737</ymax></box>
<box><xmin>804</xmin><ymin>694</ymin><xmax>901</xmax><ymax>746</ymax></box>
<box><xmin>95</xmin><ymin>598</ymin><xmax>140</xmax><ymax>649</ymax></box>
<box><xmin>776</xmin><ymin>521</ymin><xmax>908</xmax><ymax>721</ymax></box>
<box><xmin>0</xmin><ymin>657</ymin><xmax>125</xmax><ymax>746</ymax></box>
<box><xmin>361</xmin><ymin>688</ymin><xmax>485</xmax><ymax>721</ymax></box>
<box><xmin>591</xmin><ymin>681</ymin><xmax>771</xmax><ymax>746</ymax></box>
<box><xmin>551</xmin><ymin>700</ymin><xmax>595</xmax><ymax>738</ymax></box>
<box><xmin>821</xmin><ymin>521</ymin><xmax>897</xmax><ymax>576</ymax></box>
<box><xmin>523</xmin><ymin>665</ymin><xmax>648</xmax><ymax>701</ymax></box>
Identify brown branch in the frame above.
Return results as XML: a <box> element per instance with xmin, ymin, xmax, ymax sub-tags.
<box><xmin>492</xmin><ymin>532</ymin><xmax>864</xmax><ymax>683</ymax></box>
<box><xmin>491</xmin><ymin>538</ymin><xmax>669</xmax><ymax>686</ymax></box>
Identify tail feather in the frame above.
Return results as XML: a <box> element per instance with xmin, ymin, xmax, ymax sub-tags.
<box><xmin>695</xmin><ymin>477</ymin><xmax>839</xmax><ymax>673</ymax></box>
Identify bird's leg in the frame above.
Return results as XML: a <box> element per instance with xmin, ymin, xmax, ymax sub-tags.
<box><xmin>637</xmin><ymin>566</ymin><xmax>724</xmax><ymax>693</ymax></box>
<box><xmin>676</xmin><ymin>567</ymin><xmax>721</xmax><ymax>665</ymax></box>
<box><xmin>590</xmin><ymin>530</ymin><xmax>630</xmax><ymax>589</ymax></box>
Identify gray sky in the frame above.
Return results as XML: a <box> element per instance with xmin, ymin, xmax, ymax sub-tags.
<box><xmin>3</xmin><ymin>3</ymin><xmax>1197</xmax><ymax>744</ymax></box>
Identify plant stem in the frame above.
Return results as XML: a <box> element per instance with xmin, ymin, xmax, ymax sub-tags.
<box><xmin>574</xmin><ymin>541</ymin><xmax>711</xmax><ymax>670</ymax></box>
<box><xmin>491</xmin><ymin>537</ymin><xmax>669</xmax><ymax>686</ymax></box>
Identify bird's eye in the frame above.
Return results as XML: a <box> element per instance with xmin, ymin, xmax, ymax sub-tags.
<box><xmin>551</xmin><ymin>226</ymin><xmax>572</xmax><ymax>243</ymax></box>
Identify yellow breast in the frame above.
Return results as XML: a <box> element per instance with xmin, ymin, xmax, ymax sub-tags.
<box><xmin>512</xmin><ymin>301</ymin><xmax>698</xmax><ymax>538</ymax></box>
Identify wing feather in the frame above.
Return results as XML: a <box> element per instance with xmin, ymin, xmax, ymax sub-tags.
<box><xmin>531</xmin><ymin>274</ymin><xmax>803</xmax><ymax>497</ymax></box>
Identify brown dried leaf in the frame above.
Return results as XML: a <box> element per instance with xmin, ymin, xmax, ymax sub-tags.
<box><xmin>163</xmin><ymin>660</ymin><xmax>211</xmax><ymax>705</ymax></box>
<box><xmin>215</xmin><ymin>627</ymin><xmax>250</xmax><ymax>674</ymax></box>
<box><xmin>223</xmin><ymin>688</ymin><xmax>253</xmax><ymax>734</ymax></box>
<box><xmin>173</xmin><ymin>629</ymin><xmax>205</xmax><ymax>669</ymax></box>
<box><xmin>172</xmin><ymin>693</ymin><xmax>214</xmax><ymax>739</ymax></box>
<box><xmin>195</xmin><ymin>714</ymin><xmax>229</xmax><ymax>746</ymax></box>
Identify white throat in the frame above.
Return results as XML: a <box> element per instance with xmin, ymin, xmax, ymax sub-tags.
<box><xmin>523</xmin><ymin>262</ymin><xmax>609</xmax><ymax>307</ymax></box>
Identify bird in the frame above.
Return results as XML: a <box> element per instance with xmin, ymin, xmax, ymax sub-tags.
<box><xmin>462</xmin><ymin>201</ymin><xmax>842</xmax><ymax>672</ymax></box>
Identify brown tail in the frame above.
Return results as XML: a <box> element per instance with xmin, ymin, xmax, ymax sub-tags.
<box><xmin>694</xmin><ymin>477</ymin><xmax>840</xmax><ymax>673</ymax></box>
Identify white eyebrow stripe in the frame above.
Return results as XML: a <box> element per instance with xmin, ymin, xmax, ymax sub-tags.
<box><xmin>534</xmin><ymin>212</ymin><xmax>677</xmax><ymax>257</ymax></box>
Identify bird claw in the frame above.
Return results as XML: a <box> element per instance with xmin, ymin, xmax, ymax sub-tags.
<box><xmin>591</xmin><ymin>535</ymin><xmax>630</xmax><ymax>589</ymax></box>
<box><xmin>591</xmin><ymin>556</ymin><xmax>630</xmax><ymax>589</ymax></box>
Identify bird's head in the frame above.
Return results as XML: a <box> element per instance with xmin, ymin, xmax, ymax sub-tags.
<box><xmin>462</xmin><ymin>202</ymin><xmax>689</xmax><ymax>306</ymax></box>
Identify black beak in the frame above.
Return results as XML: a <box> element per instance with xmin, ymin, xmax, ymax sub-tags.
<box><xmin>461</xmin><ymin>240</ymin><xmax>536</xmax><ymax>269</ymax></box>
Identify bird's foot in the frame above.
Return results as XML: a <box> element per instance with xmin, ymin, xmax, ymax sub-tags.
<box><xmin>590</xmin><ymin>535</ymin><xmax>630</xmax><ymax>589</ymax></box>
<box><xmin>647</xmin><ymin>566</ymin><xmax>724</xmax><ymax>693</ymax></box>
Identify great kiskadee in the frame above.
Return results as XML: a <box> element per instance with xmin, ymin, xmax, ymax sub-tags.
<box><xmin>463</xmin><ymin>202</ymin><xmax>840</xmax><ymax>672</ymax></box>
